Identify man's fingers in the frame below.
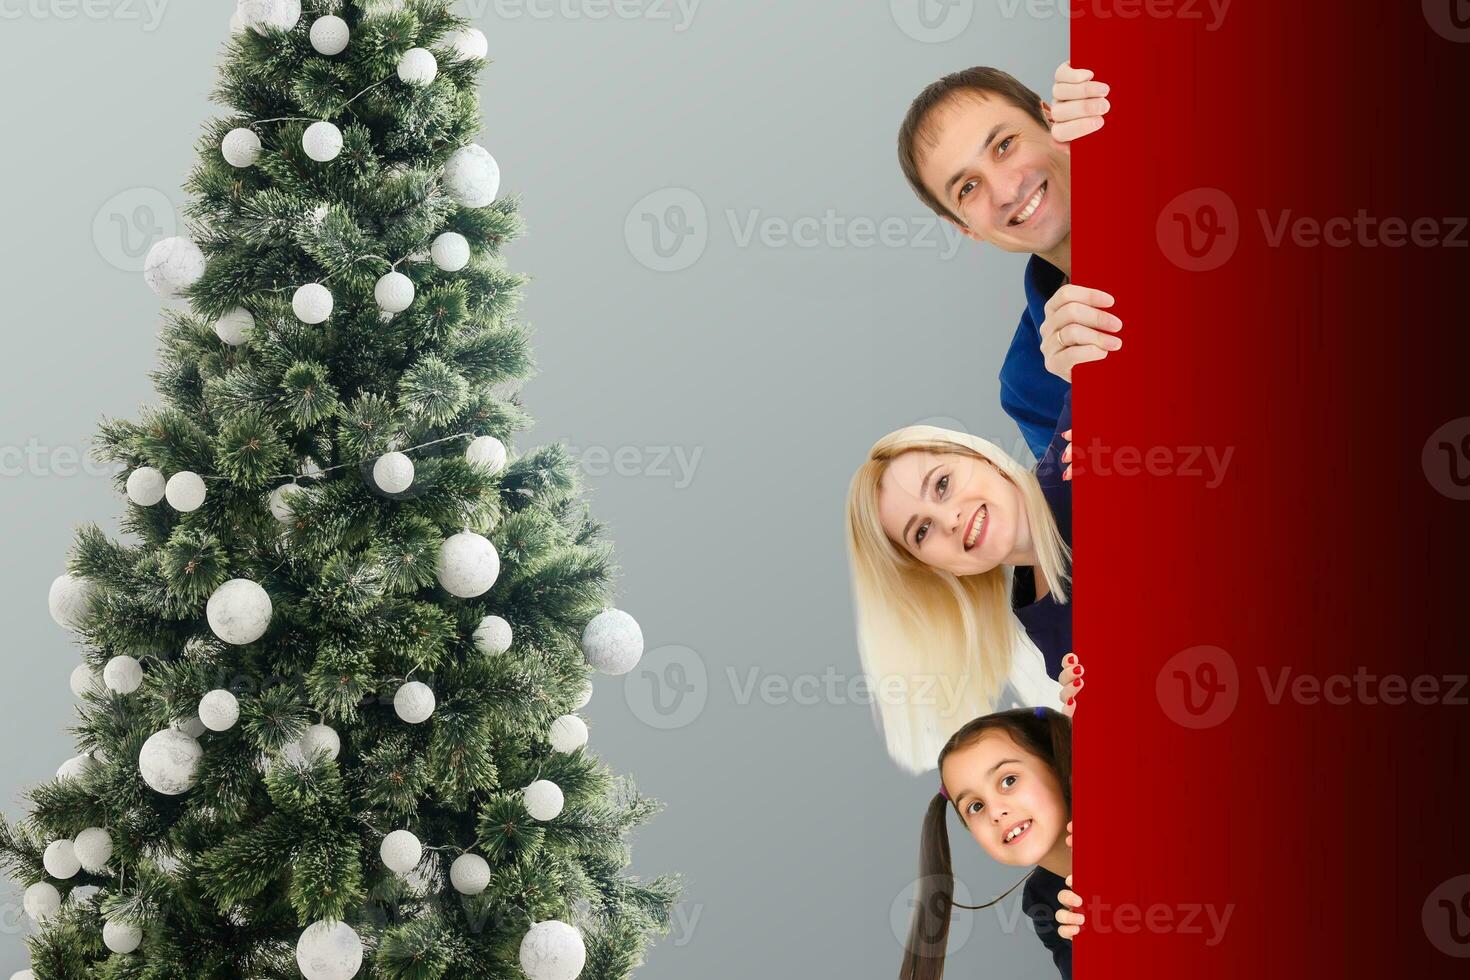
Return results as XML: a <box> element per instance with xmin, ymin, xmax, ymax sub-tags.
<box><xmin>1050</xmin><ymin>96</ymin><xmax>1112</xmax><ymax>123</ymax></box>
<box><xmin>1054</xmin><ymin>61</ymin><xmax>1094</xmax><ymax>84</ymax></box>
<box><xmin>1048</xmin><ymin>345</ymin><xmax>1111</xmax><ymax>381</ymax></box>
<box><xmin>1053</xmin><ymin>80</ymin><xmax>1111</xmax><ymax>102</ymax></box>
<box><xmin>1044</xmin><ymin>284</ymin><xmax>1117</xmax><ymax>316</ymax></box>
<box><xmin>1057</xmin><ymin>324</ymin><xmax>1123</xmax><ymax>352</ymax></box>
<box><xmin>1052</xmin><ymin>116</ymin><xmax>1106</xmax><ymax>143</ymax></box>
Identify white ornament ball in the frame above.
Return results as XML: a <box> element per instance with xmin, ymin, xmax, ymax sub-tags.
<box><xmin>143</xmin><ymin>237</ymin><xmax>206</xmax><ymax>300</ymax></box>
<box><xmin>74</xmin><ymin>827</ymin><xmax>114</xmax><ymax>873</ymax></box>
<box><xmin>465</xmin><ymin>435</ymin><xmax>506</xmax><ymax>474</ymax></box>
<box><xmin>69</xmin><ymin>664</ymin><xmax>102</xmax><ymax>698</ymax></box>
<box><xmin>519</xmin><ymin>920</ymin><xmax>587</xmax><ymax>980</ymax></box>
<box><xmin>206</xmin><ymin>578</ymin><xmax>273</xmax><ymax>645</ymax></box>
<box><xmin>374</xmin><ymin>271</ymin><xmax>415</xmax><ymax>313</ymax></box>
<box><xmin>373</xmin><ymin>452</ymin><xmax>415</xmax><ymax>493</ymax></box>
<box><xmin>397</xmin><ymin>47</ymin><xmax>438</xmax><ymax>86</ymax></box>
<box><xmin>199</xmin><ymin>690</ymin><xmax>240</xmax><ymax>732</ymax></box>
<box><xmin>450</xmin><ymin>852</ymin><xmax>491</xmax><ymax>895</ymax></box>
<box><xmin>293</xmin><ymin>283</ymin><xmax>334</xmax><ymax>324</ymax></box>
<box><xmin>221</xmin><ymin>127</ymin><xmax>262</xmax><ymax>168</ymax></box>
<box><xmin>126</xmin><ymin>466</ymin><xmax>167</xmax><ymax>506</ymax></box>
<box><xmin>572</xmin><ymin>681</ymin><xmax>593</xmax><ymax>711</ymax></box>
<box><xmin>296</xmin><ymin>723</ymin><xmax>341</xmax><ymax>762</ymax></box>
<box><xmin>43</xmin><ymin>840</ymin><xmax>81</xmax><ymax>880</ymax></box>
<box><xmin>139</xmin><ymin>729</ymin><xmax>202</xmax><ymax>796</ymax></box>
<box><xmin>581</xmin><ymin>609</ymin><xmax>644</xmax><ymax>676</ymax></box>
<box><xmin>92</xmin><ymin>746</ymin><xmax>110</xmax><ymax>765</ymax></box>
<box><xmin>103</xmin><ymin>919</ymin><xmax>143</xmax><ymax>954</ymax></box>
<box><xmin>548</xmin><ymin>715</ymin><xmax>589</xmax><ymax>754</ymax></box>
<box><xmin>303</xmin><ymin>121</ymin><xmax>344</xmax><ymax>163</ymax></box>
<box><xmin>173</xmin><ymin>714</ymin><xmax>207</xmax><ymax>739</ymax></box>
<box><xmin>229</xmin><ymin>8</ymin><xmax>245</xmax><ymax>34</ymax></box>
<box><xmin>442</xmin><ymin>26</ymin><xmax>489</xmax><ymax>61</ymax></box>
<box><xmin>473</xmin><ymin>615</ymin><xmax>512</xmax><ymax>656</ymax></box>
<box><xmin>524</xmin><ymin>780</ymin><xmax>564</xmax><ymax>822</ymax></box>
<box><xmin>239</xmin><ymin>0</ymin><xmax>301</xmax><ymax>35</ymax></box>
<box><xmin>431</xmin><ymin>231</ymin><xmax>471</xmax><ymax>272</ymax></box>
<box><xmin>165</xmin><ymin>471</ymin><xmax>207</xmax><ymax>513</ymax></box>
<box><xmin>394</xmin><ymin>681</ymin><xmax>436</xmax><ymax>724</ymax></box>
<box><xmin>215</xmin><ymin>306</ymin><xmax>255</xmax><ymax>346</ymax></box>
<box><xmin>56</xmin><ymin>754</ymin><xmax>98</xmax><ymax>783</ymax></box>
<box><xmin>102</xmin><ymin>655</ymin><xmax>144</xmax><ymax>695</ymax></box>
<box><xmin>436</xmin><ymin>532</ymin><xmax>500</xmax><ymax>598</ymax></box>
<box><xmin>380</xmin><ymin>830</ymin><xmax>422</xmax><ymax>875</ymax></box>
<box><xmin>270</xmin><ymin>482</ymin><xmax>303</xmax><ymax>523</ymax></box>
<box><xmin>296</xmin><ymin>919</ymin><xmax>363</xmax><ymax>980</ymax></box>
<box><xmin>443</xmin><ymin>144</ymin><xmax>501</xmax><ymax>208</ymax></box>
<box><xmin>309</xmin><ymin>15</ymin><xmax>350</xmax><ymax>55</ymax></box>
<box><xmin>23</xmin><ymin>882</ymin><xmax>61</xmax><ymax>921</ymax></box>
<box><xmin>48</xmin><ymin>574</ymin><xmax>94</xmax><ymax>631</ymax></box>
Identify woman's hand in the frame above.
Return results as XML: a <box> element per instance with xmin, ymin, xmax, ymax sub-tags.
<box><xmin>1062</xmin><ymin>429</ymin><xmax>1073</xmax><ymax>482</ymax></box>
<box><xmin>1057</xmin><ymin>875</ymin><xmax>1085</xmax><ymax>941</ymax></box>
<box><xmin>1050</xmin><ymin>62</ymin><xmax>1111</xmax><ymax>142</ymax></box>
<box><xmin>1059</xmin><ymin>654</ymin><xmax>1084</xmax><ymax>716</ymax></box>
<box><xmin>1039</xmin><ymin>285</ymin><xmax>1123</xmax><ymax>382</ymax></box>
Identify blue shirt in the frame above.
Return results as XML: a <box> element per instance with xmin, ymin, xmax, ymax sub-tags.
<box><xmin>1000</xmin><ymin>256</ymin><xmax>1072</xmax><ymax>460</ymax></box>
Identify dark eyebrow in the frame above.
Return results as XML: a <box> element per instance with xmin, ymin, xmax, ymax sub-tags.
<box><xmin>987</xmin><ymin>757</ymin><xmax>1022</xmax><ymax>776</ymax></box>
<box><xmin>901</xmin><ymin>465</ymin><xmax>941</xmax><ymax>546</ymax></box>
<box><xmin>942</xmin><ymin>124</ymin><xmax>1006</xmax><ymax>200</ymax></box>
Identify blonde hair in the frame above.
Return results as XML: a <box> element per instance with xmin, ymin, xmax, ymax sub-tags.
<box><xmin>845</xmin><ymin>426</ymin><xmax>1070</xmax><ymax>773</ymax></box>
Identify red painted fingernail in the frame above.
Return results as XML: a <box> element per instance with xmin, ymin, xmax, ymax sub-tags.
<box><xmin>1068</xmin><ymin>698</ymin><xmax>1075</xmax><ymax>706</ymax></box>
<box><xmin>1076</xmin><ymin>666</ymin><xmax>1084</xmax><ymax>675</ymax></box>
<box><xmin>1073</xmin><ymin>679</ymin><xmax>1082</xmax><ymax>687</ymax></box>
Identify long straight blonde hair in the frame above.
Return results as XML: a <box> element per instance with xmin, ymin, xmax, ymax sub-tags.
<box><xmin>845</xmin><ymin>426</ymin><xmax>1070</xmax><ymax>773</ymax></box>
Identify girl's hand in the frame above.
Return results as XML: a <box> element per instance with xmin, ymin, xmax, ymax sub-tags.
<box><xmin>1066</xmin><ymin>820</ymin><xmax>1073</xmax><ymax>850</ymax></box>
<box><xmin>1059</xmin><ymin>654</ymin><xmax>1084</xmax><ymax>716</ymax></box>
<box><xmin>1057</xmin><ymin>875</ymin><xmax>1084</xmax><ymax>941</ymax></box>
<box><xmin>1050</xmin><ymin>62</ymin><xmax>1111</xmax><ymax>142</ymax></box>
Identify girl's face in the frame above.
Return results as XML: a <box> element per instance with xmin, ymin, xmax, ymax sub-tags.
<box><xmin>941</xmin><ymin>730</ymin><xmax>1067</xmax><ymax>869</ymax></box>
<box><xmin>877</xmin><ymin>450</ymin><xmax>1030</xmax><ymax>576</ymax></box>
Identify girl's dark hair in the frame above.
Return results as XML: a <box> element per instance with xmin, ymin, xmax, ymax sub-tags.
<box><xmin>898</xmin><ymin>707</ymin><xmax>1072</xmax><ymax>980</ymax></box>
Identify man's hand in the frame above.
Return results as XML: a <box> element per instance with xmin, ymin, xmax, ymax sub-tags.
<box><xmin>1040</xmin><ymin>285</ymin><xmax>1123</xmax><ymax>382</ymax></box>
<box><xmin>1051</xmin><ymin>62</ymin><xmax>1111</xmax><ymax>142</ymax></box>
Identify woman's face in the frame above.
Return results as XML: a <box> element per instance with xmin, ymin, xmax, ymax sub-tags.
<box><xmin>876</xmin><ymin>450</ymin><xmax>1030</xmax><ymax>576</ymax></box>
<box><xmin>941</xmin><ymin>730</ymin><xmax>1067</xmax><ymax>868</ymax></box>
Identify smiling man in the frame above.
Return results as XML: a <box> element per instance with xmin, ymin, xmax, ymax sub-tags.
<box><xmin>899</xmin><ymin>63</ymin><xmax>1119</xmax><ymax>459</ymax></box>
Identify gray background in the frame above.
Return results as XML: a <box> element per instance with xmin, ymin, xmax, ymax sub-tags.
<box><xmin>0</xmin><ymin>1</ymin><xmax>1062</xmax><ymax>975</ymax></box>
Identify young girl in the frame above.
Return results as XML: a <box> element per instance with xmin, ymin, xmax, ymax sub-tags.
<box><xmin>846</xmin><ymin>394</ymin><xmax>1078</xmax><ymax>772</ymax></box>
<box><xmin>900</xmin><ymin>706</ymin><xmax>1081</xmax><ymax>980</ymax></box>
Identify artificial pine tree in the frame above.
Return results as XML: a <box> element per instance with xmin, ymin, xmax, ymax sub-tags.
<box><xmin>0</xmin><ymin>2</ymin><xmax>678</xmax><ymax>977</ymax></box>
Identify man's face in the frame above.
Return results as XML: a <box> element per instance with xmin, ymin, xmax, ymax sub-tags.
<box><xmin>915</xmin><ymin>92</ymin><xmax>1071</xmax><ymax>256</ymax></box>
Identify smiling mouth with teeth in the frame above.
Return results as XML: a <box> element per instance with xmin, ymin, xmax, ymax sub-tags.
<box><xmin>1003</xmin><ymin>819</ymin><xmax>1033</xmax><ymax>845</ymax></box>
<box><xmin>963</xmin><ymin>504</ymin><xmax>988</xmax><ymax>551</ymax></box>
<box><xmin>1008</xmin><ymin>181</ymin><xmax>1047</xmax><ymax>227</ymax></box>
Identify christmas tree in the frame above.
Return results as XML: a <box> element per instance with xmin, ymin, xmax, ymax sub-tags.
<box><xmin>0</xmin><ymin>3</ymin><xmax>677</xmax><ymax>978</ymax></box>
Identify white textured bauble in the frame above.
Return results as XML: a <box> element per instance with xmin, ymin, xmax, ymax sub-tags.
<box><xmin>229</xmin><ymin>8</ymin><xmax>245</xmax><ymax>33</ymax></box>
<box><xmin>48</xmin><ymin>574</ymin><xmax>94</xmax><ymax>631</ymax></box>
<box><xmin>165</xmin><ymin>471</ymin><xmax>207</xmax><ymax>513</ymax></box>
<box><xmin>393</xmin><ymin>681</ymin><xmax>436</xmax><ymax>724</ymax></box>
<box><xmin>69</xmin><ymin>664</ymin><xmax>102</xmax><ymax>698</ymax></box>
<box><xmin>465</xmin><ymin>435</ymin><xmax>506</xmax><ymax>474</ymax></box>
<box><xmin>572</xmin><ymin>681</ymin><xmax>593</xmax><ymax>711</ymax></box>
<box><xmin>524</xmin><ymin>780</ymin><xmax>564</xmax><ymax>822</ymax></box>
<box><xmin>548</xmin><ymin>715</ymin><xmax>589</xmax><ymax>754</ymax></box>
<box><xmin>296</xmin><ymin>919</ymin><xmax>363</xmax><ymax>980</ymax></box>
<box><xmin>139</xmin><ymin>729</ymin><xmax>202</xmax><ymax>796</ymax></box>
<box><xmin>581</xmin><ymin>609</ymin><xmax>644</xmax><ymax>676</ymax></box>
<box><xmin>221</xmin><ymin>127</ymin><xmax>262</xmax><ymax>168</ymax></box>
<box><xmin>23</xmin><ymin>882</ymin><xmax>61</xmax><ymax>921</ymax></box>
<box><xmin>103</xmin><ymin>655</ymin><xmax>144</xmax><ymax>695</ymax></box>
<box><xmin>473</xmin><ymin>615</ymin><xmax>512</xmax><ymax>656</ymax></box>
<box><xmin>173</xmin><ymin>714</ymin><xmax>207</xmax><ymax>739</ymax></box>
<box><xmin>215</xmin><ymin>306</ymin><xmax>255</xmax><ymax>346</ymax></box>
<box><xmin>373</xmin><ymin>451</ymin><xmax>415</xmax><ymax>493</ymax></box>
<box><xmin>74</xmin><ymin>827</ymin><xmax>114</xmax><ymax>873</ymax></box>
<box><xmin>374</xmin><ymin>271</ymin><xmax>415</xmax><ymax>313</ymax></box>
<box><xmin>297</xmin><ymin>723</ymin><xmax>341</xmax><ymax>761</ymax></box>
<box><xmin>450</xmin><ymin>853</ymin><xmax>491</xmax><ymax>895</ymax></box>
<box><xmin>442</xmin><ymin>26</ymin><xmax>488</xmax><ymax>61</ymax></box>
<box><xmin>143</xmin><ymin>237</ymin><xmax>206</xmax><ymax>300</ymax></box>
<box><xmin>293</xmin><ymin>283</ymin><xmax>334</xmax><ymax>323</ymax></box>
<box><xmin>430</xmin><ymin>231</ymin><xmax>471</xmax><ymax>272</ymax></box>
<box><xmin>443</xmin><ymin>144</ymin><xmax>501</xmax><ymax>208</ymax></box>
<box><xmin>206</xmin><ymin>578</ymin><xmax>273</xmax><ymax>645</ymax></box>
<box><xmin>309</xmin><ymin>15</ymin><xmax>350</xmax><ymax>55</ymax></box>
<box><xmin>126</xmin><ymin>466</ymin><xmax>166</xmax><ymax>506</ymax></box>
<box><xmin>238</xmin><ymin>0</ymin><xmax>300</xmax><ymax>34</ymax></box>
<box><xmin>436</xmin><ymin>532</ymin><xmax>500</xmax><ymax>598</ymax></box>
<box><xmin>199</xmin><ymin>690</ymin><xmax>240</xmax><ymax>732</ymax></box>
<box><xmin>103</xmin><ymin>919</ymin><xmax>143</xmax><ymax>954</ymax></box>
<box><xmin>269</xmin><ymin>482</ymin><xmax>303</xmax><ymax>523</ymax></box>
<box><xmin>43</xmin><ymin>840</ymin><xmax>81</xmax><ymax>880</ymax></box>
<box><xmin>397</xmin><ymin>47</ymin><xmax>438</xmax><ymax>86</ymax></box>
<box><xmin>56</xmin><ymin>754</ymin><xmax>98</xmax><ymax>783</ymax></box>
<box><xmin>303</xmin><ymin>121</ymin><xmax>344</xmax><ymax>162</ymax></box>
<box><xmin>92</xmin><ymin>746</ymin><xmax>110</xmax><ymax>764</ymax></box>
<box><xmin>519</xmin><ymin>920</ymin><xmax>587</xmax><ymax>980</ymax></box>
<box><xmin>380</xmin><ymin>830</ymin><xmax>422</xmax><ymax>875</ymax></box>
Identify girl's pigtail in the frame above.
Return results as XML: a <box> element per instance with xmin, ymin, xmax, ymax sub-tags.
<box><xmin>900</xmin><ymin>793</ymin><xmax>956</xmax><ymax>980</ymax></box>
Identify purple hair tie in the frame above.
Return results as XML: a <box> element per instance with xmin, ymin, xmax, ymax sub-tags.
<box><xmin>939</xmin><ymin>784</ymin><xmax>950</xmax><ymax>801</ymax></box>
